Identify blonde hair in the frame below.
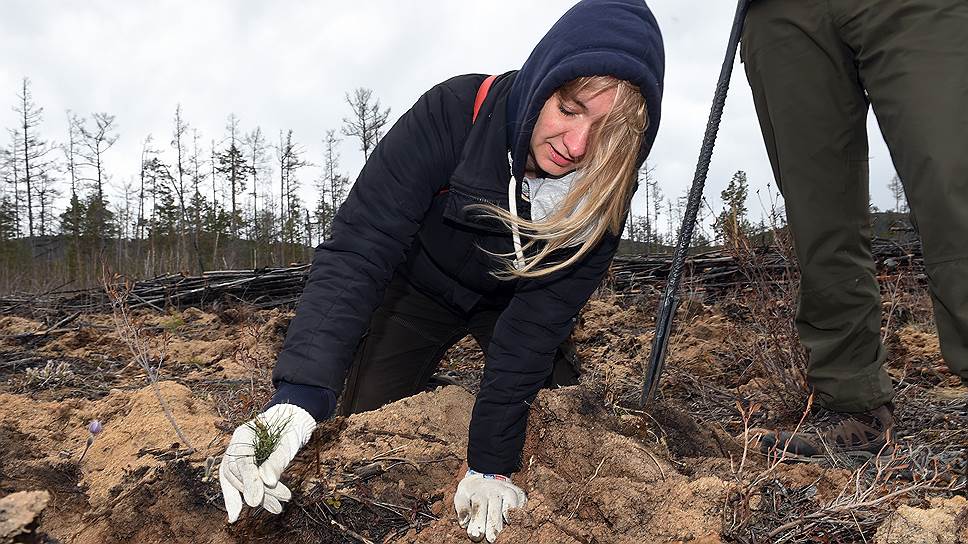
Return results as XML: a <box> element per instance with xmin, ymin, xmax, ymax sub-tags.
<box><xmin>485</xmin><ymin>76</ymin><xmax>648</xmax><ymax>279</ymax></box>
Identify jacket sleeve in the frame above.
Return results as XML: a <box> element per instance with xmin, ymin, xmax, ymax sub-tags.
<box><xmin>270</xmin><ymin>80</ymin><xmax>473</xmax><ymax>419</ymax></box>
<box><xmin>467</xmin><ymin>231</ymin><xmax>622</xmax><ymax>475</ymax></box>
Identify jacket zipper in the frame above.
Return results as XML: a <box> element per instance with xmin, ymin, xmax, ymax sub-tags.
<box><xmin>449</xmin><ymin>187</ymin><xmax>505</xmax><ymax>208</ymax></box>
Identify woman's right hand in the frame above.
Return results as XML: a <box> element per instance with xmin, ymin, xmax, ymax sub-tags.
<box><xmin>218</xmin><ymin>403</ymin><xmax>317</xmax><ymax>522</ymax></box>
<box><xmin>455</xmin><ymin>469</ymin><xmax>528</xmax><ymax>543</ymax></box>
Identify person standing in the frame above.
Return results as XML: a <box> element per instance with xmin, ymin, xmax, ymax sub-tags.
<box><xmin>742</xmin><ymin>0</ymin><xmax>968</xmax><ymax>456</ymax></box>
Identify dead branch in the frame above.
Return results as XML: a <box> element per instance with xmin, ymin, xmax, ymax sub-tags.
<box><xmin>103</xmin><ymin>272</ymin><xmax>196</xmax><ymax>453</ymax></box>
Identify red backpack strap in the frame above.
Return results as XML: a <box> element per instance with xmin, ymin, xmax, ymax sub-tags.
<box><xmin>438</xmin><ymin>75</ymin><xmax>497</xmax><ymax>197</ymax></box>
<box><xmin>472</xmin><ymin>75</ymin><xmax>497</xmax><ymax>123</ymax></box>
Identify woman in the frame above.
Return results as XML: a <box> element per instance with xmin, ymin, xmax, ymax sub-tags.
<box><xmin>220</xmin><ymin>0</ymin><xmax>664</xmax><ymax>542</ymax></box>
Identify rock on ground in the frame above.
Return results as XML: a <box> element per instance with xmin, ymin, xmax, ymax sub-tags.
<box><xmin>0</xmin><ymin>490</ymin><xmax>49</xmax><ymax>544</ymax></box>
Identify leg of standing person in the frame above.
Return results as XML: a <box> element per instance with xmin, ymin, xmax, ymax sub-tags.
<box><xmin>742</xmin><ymin>0</ymin><xmax>894</xmax><ymax>415</ymax></box>
<box><xmin>841</xmin><ymin>0</ymin><xmax>968</xmax><ymax>387</ymax></box>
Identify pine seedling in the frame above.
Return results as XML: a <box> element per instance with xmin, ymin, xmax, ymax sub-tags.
<box><xmin>245</xmin><ymin>412</ymin><xmax>292</xmax><ymax>466</ymax></box>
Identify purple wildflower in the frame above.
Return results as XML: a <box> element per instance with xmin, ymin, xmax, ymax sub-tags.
<box><xmin>79</xmin><ymin>419</ymin><xmax>103</xmax><ymax>463</ymax></box>
<box><xmin>88</xmin><ymin>420</ymin><xmax>103</xmax><ymax>436</ymax></box>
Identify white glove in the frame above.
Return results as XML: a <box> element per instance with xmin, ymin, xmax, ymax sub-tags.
<box><xmin>454</xmin><ymin>469</ymin><xmax>527</xmax><ymax>543</ymax></box>
<box><xmin>219</xmin><ymin>403</ymin><xmax>316</xmax><ymax>522</ymax></box>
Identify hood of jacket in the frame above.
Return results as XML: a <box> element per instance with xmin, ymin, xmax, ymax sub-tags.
<box><xmin>506</xmin><ymin>0</ymin><xmax>665</xmax><ymax>181</ymax></box>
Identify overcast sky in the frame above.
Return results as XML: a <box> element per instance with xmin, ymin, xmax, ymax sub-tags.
<box><xmin>0</xmin><ymin>0</ymin><xmax>900</xmax><ymax>237</ymax></box>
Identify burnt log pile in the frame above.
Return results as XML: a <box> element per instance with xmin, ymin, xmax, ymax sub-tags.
<box><xmin>0</xmin><ymin>238</ymin><xmax>922</xmax><ymax>316</ymax></box>
<box><xmin>610</xmin><ymin>237</ymin><xmax>923</xmax><ymax>297</ymax></box>
<box><xmin>0</xmin><ymin>265</ymin><xmax>311</xmax><ymax>316</ymax></box>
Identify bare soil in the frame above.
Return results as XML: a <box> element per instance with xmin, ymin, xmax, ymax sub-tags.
<box><xmin>0</xmin><ymin>278</ymin><xmax>964</xmax><ymax>543</ymax></box>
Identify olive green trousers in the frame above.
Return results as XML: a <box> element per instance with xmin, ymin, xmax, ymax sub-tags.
<box><xmin>742</xmin><ymin>0</ymin><xmax>968</xmax><ymax>411</ymax></box>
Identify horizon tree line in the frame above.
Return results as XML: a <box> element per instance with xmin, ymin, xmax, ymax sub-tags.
<box><xmin>0</xmin><ymin>77</ymin><xmax>391</xmax><ymax>290</ymax></box>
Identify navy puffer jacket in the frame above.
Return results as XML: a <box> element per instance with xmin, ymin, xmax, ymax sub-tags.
<box><xmin>271</xmin><ymin>0</ymin><xmax>664</xmax><ymax>475</ymax></box>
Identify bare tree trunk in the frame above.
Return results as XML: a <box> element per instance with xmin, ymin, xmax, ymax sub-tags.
<box><xmin>137</xmin><ymin>135</ymin><xmax>154</xmax><ymax>278</ymax></box>
<box><xmin>65</xmin><ymin>114</ymin><xmax>83</xmax><ymax>279</ymax></box>
<box><xmin>9</xmin><ymin>133</ymin><xmax>22</xmax><ymax>239</ymax></box>
<box><xmin>279</xmin><ymin>130</ymin><xmax>286</xmax><ymax>266</ymax></box>
<box><xmin>20</xmin><ymin>87</ymin><xmax>34</xmax><ymax>239</ymax></box>
<box><xmin>211</xmin><ymin>139</ymin><xmax>218</xmax><ymax>219</ymax></box>
<box><xmin>246</xmin><ymin>127</ymin><xmax>266</xmax><ymax>269</ymax></box>
<box><xmin>171</xmin><ymin>106</ymin><xmax>205</xmax><ymax>273</ymax></box>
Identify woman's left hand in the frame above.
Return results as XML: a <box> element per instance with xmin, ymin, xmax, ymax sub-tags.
<box><xmin>454</xmin><ymin>469</ymin><xmax>527</xmax><ymax>543</ymax></box>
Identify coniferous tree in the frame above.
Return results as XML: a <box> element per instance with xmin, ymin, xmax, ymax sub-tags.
<box><xmin>144</xmin><ymin>157</ymin><xmax>178</xmax><ymax>238</ymax></box>
<box><xmin>646</xmin><ymin>171</ymin><xmax>664</xmax><ymax>250</ymax></box>
<box><xmin>188</xmin><ymin>129</ymin><xmax>209</xmax><ymax>250</ymax></box>
<box><xmin>217</xmin><ymin>116</ymin><xmax>252</xmax><ymax>237</ymax></box>
<box><xmin>69</xmin><ymin>110</ymin><xmax>119</xmax><ymax>279</ymax></box>
<box><xmin>0</xmin><ymin>196</ymin><xmax>18</xmax><ymax>242</ymax></box>
<box><xmin>136</xmin><ymin>135</ymin><xmax>157</xmax><ymax>241</ymax></box>
<box><xmin>203</xmin><ymin>141</ymin><xmax>232</xmax><ymax>255</ymax></box>
<box><xmin>210</xmin><ymin>139</ymin><xmax>218</xmax><ymax>215</ymax></box>
<box><xmin>34</xmin><ymin>170</ymin><xmax>59</xmax><ymax>237</ymax></box>
<box><xmin>4</xmin><ymin>131</ymin><xmax>22</xmax><ymax>239</ymax></box>
<box><xmin>169</xmin><ymin>105</ymin><xmax>205</xmax><ymax>272</ymax></box>
<box><xmin>59</xmin><ymin>191</ymin><xmax>85</xmax><ymax>245</ymax></box>
<box><xmin>61</xmin><ymin>112</ymin><xmax>85</xmax><ymax>274</ymax></box>
<box><xmin>141</xmin><ymin>155</ymin><xmax>177</xmax><ymax>275</ymax></box>
<box><xmin>81</xmin><ymin>190</ymin><xmax>117</xmax><ymax>242</ymax></box>
<box><xmin>0</xmin><ymin>146</ymin><xmax>19</xmax><ymax>246</ymax></box>
<box><xmin>715</xmin><ymin>170</ymin><xmax>752</xmax><ymax>248</ymax></box>
<box><xmin>0</xmin><ymin>138</ymin><xmax>20</xmax><ymax>239</ymax></box>
<box><xmin>114</xmin><ymin>178</ymin><xmax>138</xmax><ymax>267</ymax></box>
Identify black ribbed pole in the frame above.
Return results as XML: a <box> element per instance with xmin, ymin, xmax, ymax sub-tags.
<box><xmin>641</xmin><ymin>0</ymin><xmax>752</xmax><ymax>407</ymax></box>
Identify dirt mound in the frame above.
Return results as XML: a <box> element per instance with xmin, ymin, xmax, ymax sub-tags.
<box><xmin>0</xmin><ymin>381</ymin><xmax>220</xmax><ymax>507</ymax></box>
<box><xmin>0</xmin><ymin>316</ymin><xmax>40</xmax><ymax>336</ymax></box>
<box><xmin>890</xmin><ymin>325</ymin><xmax>964</xmax><ymax>386</ymax></box>
<box><xmin>895</xmin><ymin>326</ymin><xmax>942</xmax><ymax>362</ymax></box>
<box><xmin>76</xmin><ymin>381</ymin><xmax>220</xmax><ymax>504</ymax></box>
<box><xmin>665</xmin><ymin>315</ymin><xmax>730</xmax><ymax>375</ymax></box>
<box><xmin>314</xmin><ymin>386</ymin><xmax>726</xmax><ymax>544</ymax></box>
<box><xmin>875</xmin><ymin>496</ymin><xmax>968</xmax><ymax>544</ymax></box>
<box><xmin>506</xmin><ymin>389</ymin><xmax>725</xmax><ymax>544</ymax></box>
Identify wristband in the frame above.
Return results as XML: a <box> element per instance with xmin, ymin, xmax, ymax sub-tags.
<box><xmin>466</xmin><ymin>469</ymin><xmax>512</xmax><ymax>483</ymax></box>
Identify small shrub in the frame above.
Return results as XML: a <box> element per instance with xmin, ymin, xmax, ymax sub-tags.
<box><xmin>22</xmin><ymin>360</ymin><xmax>77</xmax><ymax>388</ymax></box>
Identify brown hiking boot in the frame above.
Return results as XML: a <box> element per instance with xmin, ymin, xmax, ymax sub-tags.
<box><xmin>752</xmin><ymin>403</ymin><xmax>895</xmax><ymax>459</ymax></box>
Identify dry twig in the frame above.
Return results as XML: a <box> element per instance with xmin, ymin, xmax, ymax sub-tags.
<box><xmin>103</xmin><ymin>271</ymin><xmax>196</xmax><ymax>453</ymax></box>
